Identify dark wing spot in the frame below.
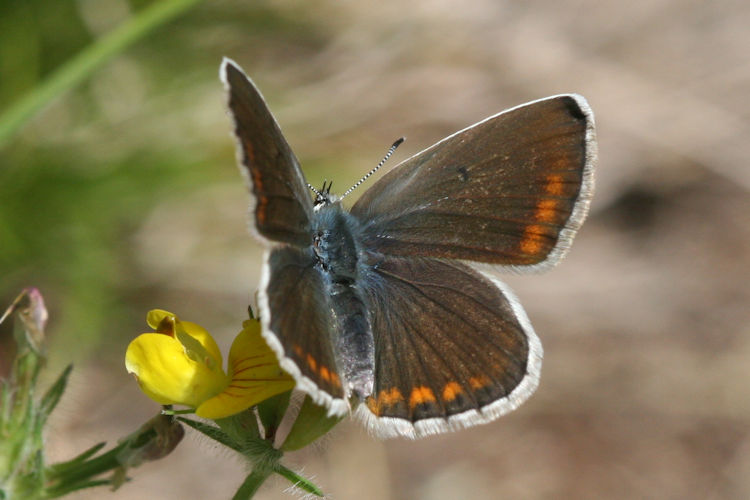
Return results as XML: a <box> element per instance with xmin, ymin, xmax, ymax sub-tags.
<box><xmin>457</xmin><ymin>166</ymin><xmax>469</xmax><ymax>182</ymax></box>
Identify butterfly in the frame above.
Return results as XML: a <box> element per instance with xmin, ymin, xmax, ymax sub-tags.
<box><xmin>220</xmin><ymin>58</ymin><xmax>595</xmax><ymax>439</ymax></box>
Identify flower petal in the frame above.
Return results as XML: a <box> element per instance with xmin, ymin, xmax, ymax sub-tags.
<box><xmin>195</xmin><ymin>319</ymin><xmax>294</xmax><ymax>419</ymax></box>
<box><xmin>146</xmin><ymin>309</ymin><xmax>223</xmax><ymax>369</ymax></box>
<box><xmin>126</xmin><ymin>333</ymin><xmax>229</xmax><ymax>408</ymax></box>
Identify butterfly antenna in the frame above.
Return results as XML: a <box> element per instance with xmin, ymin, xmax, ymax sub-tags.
<box><xmin>308</xmin><ymin>182</ymin><xmax>322</xmax><ymax>197</ymax></box>
<box><xmin>340</xmin><ymin>137</ymin><xmax>405</xmax><ymax>200</ymax></box>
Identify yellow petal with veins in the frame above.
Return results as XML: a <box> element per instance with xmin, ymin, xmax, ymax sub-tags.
<box><xmin>196</xmin><ymin>319</ymin><xmax>294</xmax><ymax>419</ymax></box>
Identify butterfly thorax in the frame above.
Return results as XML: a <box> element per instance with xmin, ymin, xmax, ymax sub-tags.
<box><xmin>310</xmin><ymin>202</ymin><xmax>361</xmax><ymax>281</ymax></box>
<box><xmin>310</xmin><ymin>202</ymin><xmax>375</xmax><ymax>399</ymax></box>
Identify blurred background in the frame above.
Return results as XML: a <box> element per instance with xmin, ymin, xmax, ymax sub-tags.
<box><xmin>1</xmin><ymin>0</ymin><xmax>749</xmax><ymax>498</ymax></box>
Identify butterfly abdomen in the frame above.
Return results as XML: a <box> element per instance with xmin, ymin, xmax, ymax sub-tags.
<box><xmin>311</xmin><ymin>204</ymin><xmax>375</xmax><ymax>399</ymax></box>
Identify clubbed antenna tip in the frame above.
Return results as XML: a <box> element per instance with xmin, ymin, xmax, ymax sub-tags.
<box><xmin>341</xmin><ymin>137</ymin><xmax>405</xmax><ymax>200</ymax></box>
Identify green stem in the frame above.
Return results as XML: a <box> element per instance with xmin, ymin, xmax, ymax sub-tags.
<box><xmin>232</xmin><ymin>467</ymin><xmax>273</xmax><ymax>500</ymax></box>
<box><xmin>275</xmin><ymin>464</ymin><xmax>324</xmax><ymax>497</ymax></box>
<box><xmin>0</xmin><ymin>0</ymin><xmax>204</xmax><ymax>149</ymax></box>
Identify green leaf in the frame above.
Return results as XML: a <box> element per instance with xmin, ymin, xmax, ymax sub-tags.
<box><xmin>45</xmin><ymin>478</ymin><xmax>114</xmax><ymax>498</ymax></box>
<box><xmin>180</xmin><ymin>415</ymin><xmax>276</xmax><ymax>466</ymax></box>
<box><xmin>215</xmin><ymin>410</ymin><xmax>260</xmax><ymax>444</ymax></box>
<box><xmin>281</xmin><ymin>395</ymin><xmax>343</xmax><ymax>452</ymax></box>
<box><xmin>46</xmin><ymin>413</ymin><xmax>183</xmax><ymax>497</ymax></box>
<box><xmin>47</xmin><ymin>442</ymin><xmax>106</xmax><ymax>474</ymax></box>
<box><xmin>177</xmin><ymin>418</ymin><xmax>242</xmax><ymax>452</ymax></box>
<box><xmin>274</xmin><ymin>464</ymin><xmax>324</xmax><ymax>497</ymax></box>
<box><xmin>38</xmin><ymin>364</ymin><xmax>72</xmax><ymax>426</ymax></box>
<box><xmin>45</xmin><ymin>443</ymin><xmax>127</xmax><ymax>497</ymax></box>
<box><xmin>256</xmin><ymin>390</ymin><xmax>291</xmax><ymax>441</ymax></box>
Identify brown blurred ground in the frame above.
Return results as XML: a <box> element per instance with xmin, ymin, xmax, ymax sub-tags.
<box><xmin>42</xmin><ymin>0</ymin><xmax>750</xmax><ymax>498</ymax></box>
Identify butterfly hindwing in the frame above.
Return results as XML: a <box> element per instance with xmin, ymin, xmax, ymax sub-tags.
<box><xmin>356</xmin><ymin>255</ymin><xmax>542</xmax><ymax>438</ymax></box>
<box><xmin>259</xmin><ymin>246</ymin><xmax>348</xmax><ymax>415</ymax></box>
<box><xmin>351</xmin><ymin>95</ymin><xmax>595</xmax><ymax>270</ymax></box>
<box><xmin>221</xmin><ymin>58</ymin><xmax>313</xmax><ymax>247</ymax></box>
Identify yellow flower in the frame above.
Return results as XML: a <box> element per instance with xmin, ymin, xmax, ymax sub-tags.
<box><xmin>125</xmin><ymin>310</ymin><xmax>294</xmax><ymax>419</ymax></box>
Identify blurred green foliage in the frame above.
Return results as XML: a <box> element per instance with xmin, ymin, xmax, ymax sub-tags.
<box><xmin>0</xmin><ymin>0</ymin><xmax>333</xmax><ymax>366</ymax></box>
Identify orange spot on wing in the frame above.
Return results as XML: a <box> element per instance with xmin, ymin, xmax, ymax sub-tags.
<box><xmin>242</xmin><ymin>138</ymin><xmax>256</xmax><ymax>164</ymax></box>
<box><xmin>370</xmin><ymin>387</ymin><xmax>405</xmax><ymax>415</ymax></box>
<box><xmin>253</xmin><ymin>178</ymin><xmax>268</xmax><ymax>223</ymax></box>
<box><xmin>246</xmin><ymin>146</ymin><xmax>268</xmax><ymax>225</ymax></box>
<box><xmin>379</xmin><ymin>387</ymin><xmax>404</xmax><ymax>407</ymax></box>
<box><xmin>306</xmin><ymin>354</ymin><xmax>317</xmax><ymax>373</ymax></box>
<box><xmin>469</xmin><ymin>375</ymin><xmax>491</xmax><ymax>390</ymax></box>
<box><xmin>409</xmin><ymin>386</ymin><xmax>436</xmax><ymax>409</ymax></box>
<box><xmin>520</xmin><ymin>224</ymin><xmax>545</xmax><ymax>255</ymax></box>
<box><xmin>292</xmin><ymin>344</ymin><xmax>303</xmax><ymax>357</ymax></box>
<box><xmin>442</xmin><ymin>381</ymin><xmax>463</xmax><ymax>402</ymax></box>
<box><xmin>292</xmin><ymin>345</ymin><xmax>341</xmax><ymax>389</ymax></box>
<box><xmin>535</xmin><ymin>199</ymin><xmax>558</xmax><ymax>223</ymax></box>
<box><xmin>251</xmin><ymin>168</ymin><xmax>263</xmax><ymax>192</ymax></box>
<box><xmin>545</xmin><ymin>173</ymin><xmax>565</xmax><ymax>196</ymax></box>
<box><xmin>256</xmin><ymin>198</ymin><xmax>268</xmax><ymax>224</ymax></box>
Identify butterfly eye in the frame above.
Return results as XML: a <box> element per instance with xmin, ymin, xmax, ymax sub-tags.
<box><xmin>314</xmin><ymin>192</ymin><xmax>328</xmax><ymax>206</ymax></box>
<box><xmin>312</xmin><ymin>230</ymin><xmax>327</xmax><ymax>256</ymax></box>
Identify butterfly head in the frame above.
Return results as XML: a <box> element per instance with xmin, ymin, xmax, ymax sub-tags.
<box><xmin>311</xmin><ymin>180</ymin><xmax>337</xmax><ymax>209</ymax></box>
<box><xmin>309</xmin><ymin>138</ymin><xmax>405</xmax><ymax>211</ymax></box>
